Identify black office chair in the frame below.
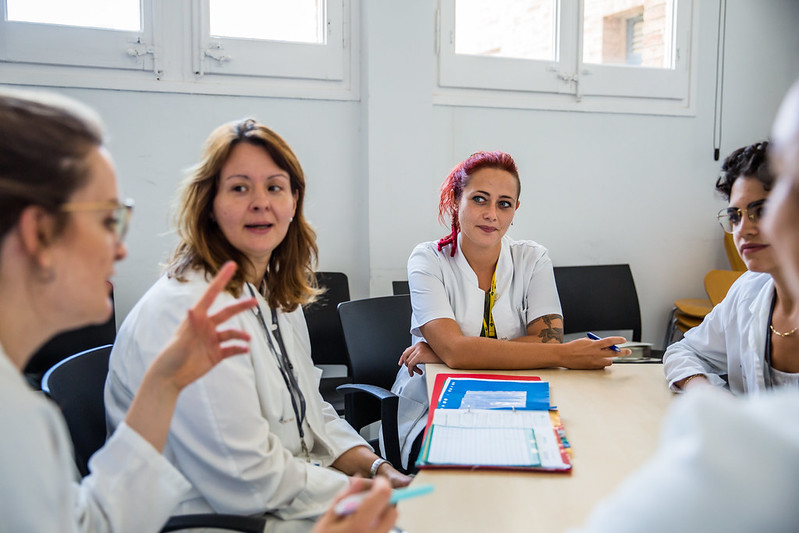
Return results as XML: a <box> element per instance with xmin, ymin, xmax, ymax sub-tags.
<box><xmin>553</xmin><ymin>264</ymin><xmax>642</xmax><ymax>341</ymax></box>
<box><xmin>554</xmin><ymin>264</ymin><xmax>662</xmax><ymax>360</ymax></box>
<box><xmin>25</xmin><ymin>283</ymin><xmax>117</xmax><ymax>389</ymax></box>
<box><xmin>303</xmin><ymin>272</ymin><xmax>351</xmax><ymax>413</ymax></box>
<box><xmin>336</xmin><ymin>294</ymin><xmax>412</xmax><ymax>474</ymax></box>
<box><xmin>304</xmin><ymin>272</ymin><xmax>351</xmax><ymax>368</ymax></box>
<box><xmin>41</xmin><ymin>345</ymin><xmax>267</xmax><ymax>533</ymax></box>
<box><xmin>392</xmin><ymin>280</ymin><xmax>410</xmax><ymax>295</ymax></box>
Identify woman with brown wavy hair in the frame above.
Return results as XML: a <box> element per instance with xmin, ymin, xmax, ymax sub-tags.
<box><xmin>105</xmin><ymin>118</ymin><xmax>410</xmax><ymax>523</ymax></box>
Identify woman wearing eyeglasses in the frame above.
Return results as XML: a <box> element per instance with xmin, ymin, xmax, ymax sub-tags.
<box><xmin>0</xmin><ymin>90</ymin><xmax>262</xmax><ymax>531</ymax></box>
<box><xmin>105</xmin><ymin>118</ymin><xmax>411</xmax><ymax>523</ymax></box>
<box><xmin>663</xmin><ymin>141</ymin><xmax>799</xmax><ymax>393</ymax></box>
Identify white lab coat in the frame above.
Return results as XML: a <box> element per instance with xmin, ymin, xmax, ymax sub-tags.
<box><xmin>105</xmin><ymin>270</ymin><xmax>369</xmax><ymax>520</ymax></box>
<box><xmin>570</xmin><ymin>387</ymin><xmax>799</xmax><ymax>533</ymax></box>
<box><xmin>0</xmin><ymin>343</ymin><xmax>190</xmax><ymax>532</ymax></box>
<box><xmin>390</xmin><ymin>234</ymin><xmax>562</xmax><ymax>468</ymax></box>
<box><xmin>663</xmin><ymin>271</ymin><xmax>773</xmax><ymax>394</ymax></box>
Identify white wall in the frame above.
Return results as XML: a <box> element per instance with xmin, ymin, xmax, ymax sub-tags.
<box><xmin>364</xmin><ymin>0</ymin><xmax>799</xmax><ymax>347</ymax></box>
<box><xmin>3</xmin><ymin>1</ymin><xmax>798</xmax><ymax>348</ymax></box>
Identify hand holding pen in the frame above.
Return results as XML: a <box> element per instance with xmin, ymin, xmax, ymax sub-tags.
<box><xmin>313</xmin><ymin>477</ymin><xmax>398</xmax><ymax>533</ymax></box>
<box><xmin>586</xmin><ymin>332</ymin><xmax>633</xmax><ymax>357</ymax></box>
<box><xmin>586</xmin><ymin>332</ymin><xmax>621</xmax><ymax>352</ymax></box>
<box><xmin>560</xmin><ymin>333</ymin><xmax>630</xmax><ymax>368</ymax></box>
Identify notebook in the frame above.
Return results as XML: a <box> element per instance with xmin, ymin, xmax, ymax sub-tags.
<box><xmin>416</xmin><ymin>373</ymin><xmax>572</xmax><ymax>472</ymax></box>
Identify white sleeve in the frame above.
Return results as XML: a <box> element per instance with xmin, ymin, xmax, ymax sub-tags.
<box><xmin>569</xmin><ymin>388</ymin><xmax>799</xmax><ymax>533</ymax></box>
<box><xmin>408</xmin><ymin>243</ymin><xmax>457</xmax><ymax>338</ymax></box>
<box><xmin>76</xmin><ymin>423</ymin><xmax>191</xmax><ymax>532</ymax></box>
<box><xmin>0</xmin><ymin>390</ymin><xmax>187</xmax><ymax>533</ymax></box>
<box><xmin>662</xmin><ymin>282</ymin><xmax>742</xmax><ymax>391</ymax></box>
<box><xmin>522</xmin><ymin>246</ymin><xmax>562</xmax><ymax>325</ymax></box>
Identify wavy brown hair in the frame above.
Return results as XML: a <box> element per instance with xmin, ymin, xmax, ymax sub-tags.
<box><xmin>167</xmin><ymin>118</ymin><xmax>319</xmax><ymax>311</ymax></box>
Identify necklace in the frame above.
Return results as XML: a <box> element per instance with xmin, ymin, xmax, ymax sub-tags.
<box><xmin>770</xmin><ymin>324</ymin><xmax>798</xmax><ymax>337</ymax></box>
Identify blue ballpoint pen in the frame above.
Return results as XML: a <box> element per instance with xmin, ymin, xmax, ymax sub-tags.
<box><xmin>586</xmin><ymin>332</ymin><xmax>621</xmax><ymax>352</ymax></box>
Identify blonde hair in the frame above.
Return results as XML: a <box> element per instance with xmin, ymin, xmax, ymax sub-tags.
<box><xmin>167</xmin><ymin>118</ymin><xmax>320</xmax><ymax>311</ymax></box>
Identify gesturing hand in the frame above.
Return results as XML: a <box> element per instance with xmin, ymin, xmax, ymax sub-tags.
<box><xmin>151</xmin><ymin>261</ymin><xmax>257</xmax><ymax>392</ymax></box>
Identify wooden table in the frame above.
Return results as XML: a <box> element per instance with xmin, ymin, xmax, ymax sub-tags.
<box><xmin>396</xmin><ymin>364</ymin><xmax>674</xmax><ymax>533</ymax></box>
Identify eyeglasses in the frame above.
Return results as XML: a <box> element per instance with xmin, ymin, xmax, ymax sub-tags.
<box><xmin>717</xmin><ymin>199</ymin><xmax>766</xmax><ymax>234</ymax></box>
<box><xmin>59</xmin><ymin>198</ymin><xmax>135</xmax><ymax>242</ymax></box>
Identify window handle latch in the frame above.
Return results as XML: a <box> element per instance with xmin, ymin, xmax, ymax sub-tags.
<box><xmin>547</xmin><ymin>68</ymin><xmax>583</xmax><ymax>102</ymax></box>
<box><xmin>204</xmin><ymin>43</ymin><xmax>232</xmax><ymax>64</ymax></box>
<box><xmin>126</xmin><ymin>37</ymin><xmax>162</xmax><ymax>80</ymax></box>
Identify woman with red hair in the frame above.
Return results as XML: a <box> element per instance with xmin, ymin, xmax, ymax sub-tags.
<box><xmin>390</xmin><ymin>151</ymin><xmax>626</xmax><ymax>470</ymax></box>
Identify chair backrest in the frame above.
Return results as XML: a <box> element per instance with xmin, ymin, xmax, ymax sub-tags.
<box><xmin>553</xmin><ymin>264</ymin><xmax>642</xmax><ymax>342</ymax></box>
<box><xmin>704</xmin><ymin>269</ymin><xmax>744</xmax><ymax>306</ymax></box>
<box><xmin>41</xmin><ymin>344</ymin><xmax>113</xmax><ymax>477</ymax></box>
<box><xmin>25</xmin><ymin>283</ymin><xmax>116</xmax><ymax>388</ymax></box>
<box><xmin>337</xmin><ymin>295</ymin><xmax>412</xmax><ymax>430</ymax></box>
<box><xmin>303</xmin><ymin>272</ymin><xmax>351</xmax><ymax>368</ymax></box>
<box><xmin>392</xmin><ymin>280</ymin><xmax>410</xmax><ymax>295</ymax></box>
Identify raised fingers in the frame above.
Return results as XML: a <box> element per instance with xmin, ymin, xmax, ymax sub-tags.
<box><xmin>211</xmin><ymin>297</ymin><xmax>257</xmax><ymax>325</ymax></box>
<box><xmin>193</xmin><ymin>261</ymin><xmax>238</xmax><ymax>314</ymax></box>
<box><xmin>216</xmin><ymin>329</ymin><xmax>252</xmax><ymax>343</ymax></box>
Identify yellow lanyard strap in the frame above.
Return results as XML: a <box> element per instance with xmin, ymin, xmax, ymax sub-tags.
<box><xmin>481</xmin><ymin>269</ymin><xmax>497</xmax><ymax>339</ymax></box>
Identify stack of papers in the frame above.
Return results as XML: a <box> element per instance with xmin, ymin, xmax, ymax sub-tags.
<box><xmin>416</xmin><ymin>374</ymin><xmax>572</xmax><ymax>472</ymax></box>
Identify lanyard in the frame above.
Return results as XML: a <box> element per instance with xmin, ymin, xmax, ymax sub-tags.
<box><xmin>480</xmin><ymin>269</ymin><xmax>497</xmax><ymax>339</ymax></box>
<box><xmin>765</xmin><ymin>289</ymin><xmax>778</xmax><ymax>388</ymax></box>
<box><xmin>246</xmin><ymin>284</ymin><xmax>310</xmax><ymax>460</ymax></box>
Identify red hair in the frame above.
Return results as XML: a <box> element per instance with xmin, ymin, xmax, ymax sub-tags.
<box><xmin>437</xmin><ymin>151</ymin><xmax>520</xmax><ymax>256</ymax></box>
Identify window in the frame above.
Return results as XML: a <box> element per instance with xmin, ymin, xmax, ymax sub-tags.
<box><xmin>0</xmin><ymin>0</ymin><xmax>153</xmax><ymax>72</ymax></box>
<box><xmin>198</xmin><ymin>0</ymin><xmax>345</xmax><ymax>81</ymax></box>
<box><xmin>0</xmin><ymin>0</ymin><xmax>355</xmax><ymax>100</ymax></box>
<box><xmin>437</xmin><ymin>0</ymin><xmax>696</xmax><ymax>114</ymax></box>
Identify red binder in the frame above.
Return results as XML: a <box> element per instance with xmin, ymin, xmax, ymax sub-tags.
<box><xmin>416</xmin><ymin>373</ymin><xmax>572</xmax><ymax>472</ymax></box>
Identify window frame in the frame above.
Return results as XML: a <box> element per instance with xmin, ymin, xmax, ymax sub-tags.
<box><xmin>435</xmin><ymin>0</ymin><xmax>698</xmax><ymax>116</ymax></box>
<box><xmin>0</xmin><ymin>0</ymin><xmax>156</xmax><ymax>72</ymax></box>
<box><xmin>0</xmin><ymin>0</ymin><xmax>357</xmax><ymax>101</ymax></box>
<box><xmin>194</xmin><ymin>0</ymin><xmax>345</xmax><ymax>81</ymax></box>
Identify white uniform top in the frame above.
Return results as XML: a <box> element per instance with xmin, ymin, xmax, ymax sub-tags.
<box><xmin>390</xmin><ymin>234</ymin><xmax>562</xmax><ymax>468</ymax></box>
<box><xmin>663</xmin><ymin>271</ymin><xmax>776</xmax><ymax>394</ymax></box>
<box><xmin>0</xmin><ymin>343</ymin><xmax>190</xmax><ymax>532</ymax></box>
<box><xmin>105</xmin><ymin>270</ymin><xmax>369</xmax><ymax>520</ymax></box>
<box><xmin>570</xmin><ymin>387</ymin><xmax>799</xmax><ymax>533</ymax></box>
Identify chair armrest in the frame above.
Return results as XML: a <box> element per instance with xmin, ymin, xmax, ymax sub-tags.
<box><xmin>160</xmin><ymin>513</ymin><xmax>268</xmax><ymax>532</ymax></box>
<box><xmin>337</xmin><ymin>383</ymin><xmax>394</xmax><ymax>400</ymax></box>
<box><xmin>337</xmin><ymin>383</ymin><xmax>404</xmax><ymax>473</ymax></box>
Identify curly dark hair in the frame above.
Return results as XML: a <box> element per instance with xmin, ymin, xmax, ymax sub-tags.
<box><xmin>715</xmin><ymin>141</ymin><xmax>774</xmax><ymax>200</ymax></box>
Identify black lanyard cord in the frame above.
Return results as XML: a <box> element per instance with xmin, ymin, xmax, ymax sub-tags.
<box><xmin>765</xmin><ymin>289</ymin><xmax>777</xmax><ymax>388</ymax></box>
<box><xmin>246</xmin><ymin>284</ymin><xmax>308</xmax><ymax>453</ymax></box>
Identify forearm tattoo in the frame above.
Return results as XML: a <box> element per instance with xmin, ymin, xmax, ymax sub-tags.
<box><xmin>537</xmin><ymin>314</ymin><xmax>564</xmax><ymax>343</ymax></box>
